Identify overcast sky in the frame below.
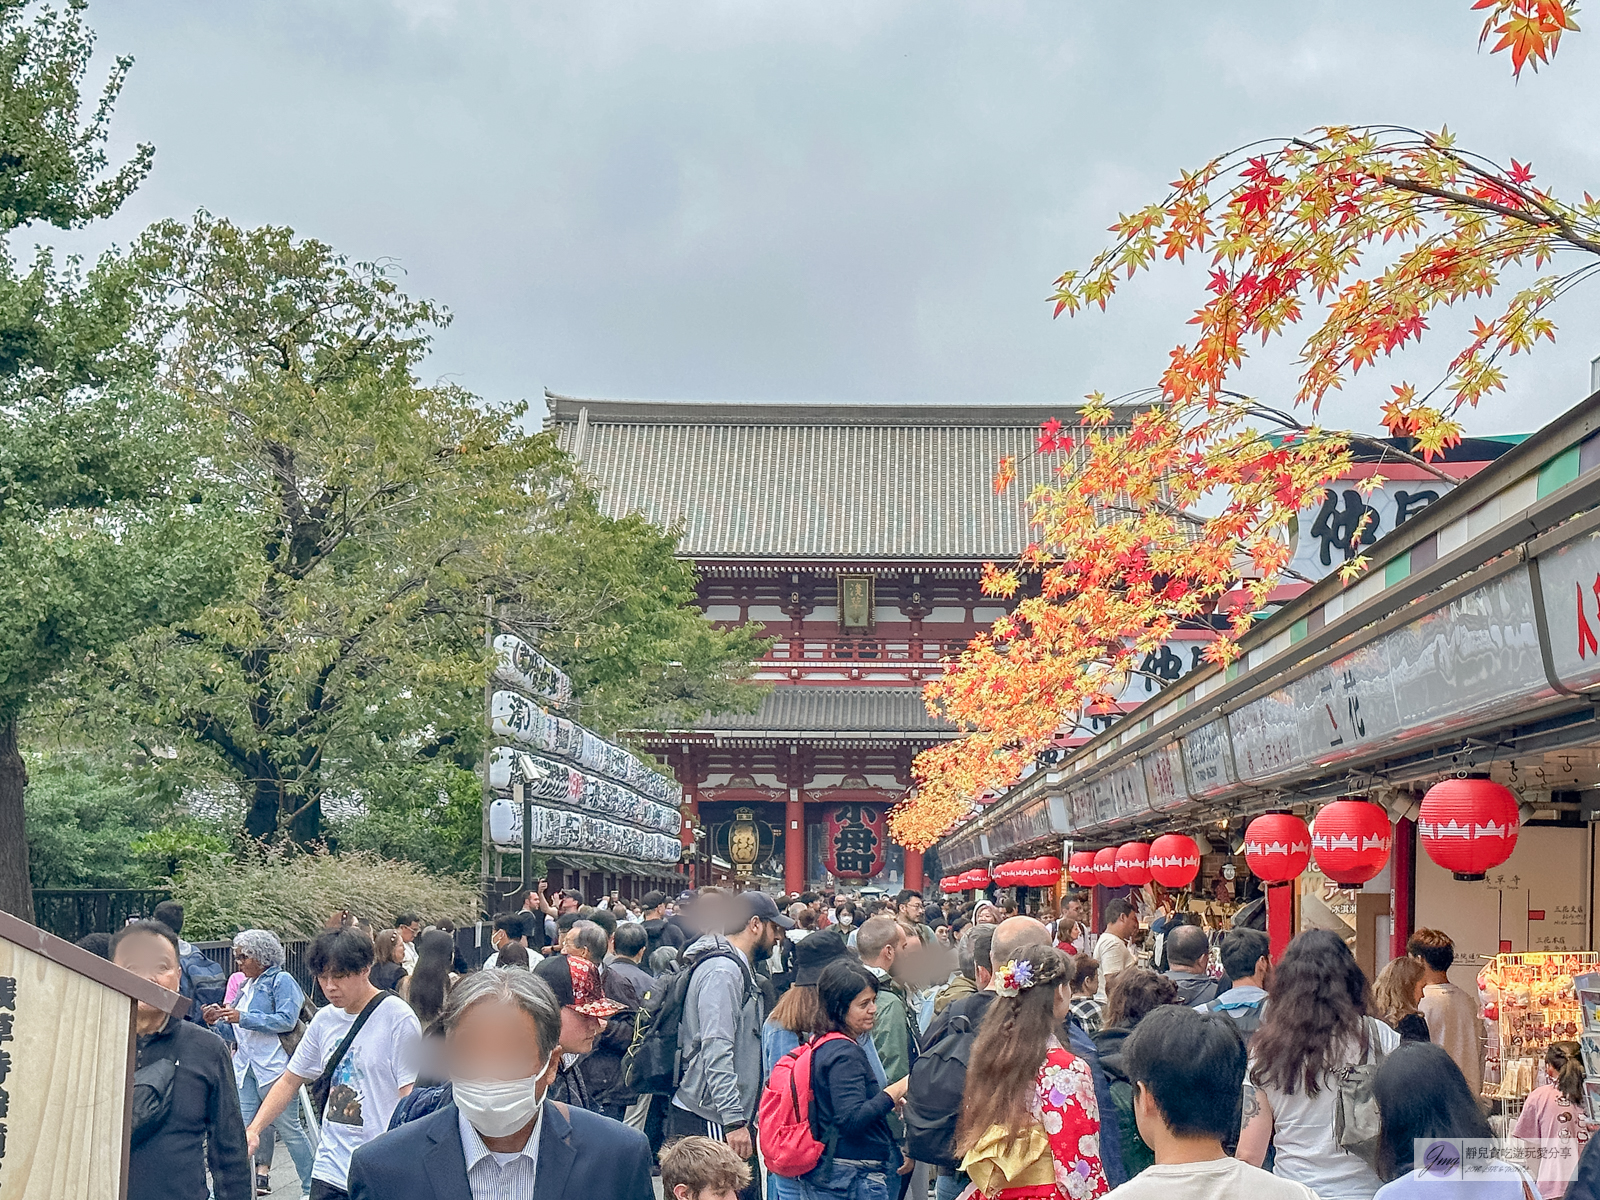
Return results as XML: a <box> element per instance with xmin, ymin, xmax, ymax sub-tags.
<box><xmin>33</xmin><ymin>0</ymin><xmax>1600</xmax><ymax>436</ymax></box>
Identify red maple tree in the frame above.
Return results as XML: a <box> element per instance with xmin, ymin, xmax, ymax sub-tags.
<box><xmin>892</xmin><ymin>1</ymin><xmax>1595</xmax><ymax>850</ymax></box>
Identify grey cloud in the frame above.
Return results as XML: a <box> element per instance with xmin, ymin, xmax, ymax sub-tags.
<box><xmin>24</xmin><ymin>0</ymin><xmax>1600</xmax><ymax>433</ymax></box>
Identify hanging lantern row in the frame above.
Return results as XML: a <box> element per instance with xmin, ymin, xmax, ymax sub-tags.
<box><xmin>993</xmin><ymin>857</ymin><xmax>1065</xmax><ymax>887</ymax></box>
<box><xmin>939</xmin><ymin>875</ymin><xmax>962</xmax><ymax>893</ymax></box>
<box><xmin>995</xmin><ymin>778</ymin><xmax>1510</xmax><ymax>897</ymax></box>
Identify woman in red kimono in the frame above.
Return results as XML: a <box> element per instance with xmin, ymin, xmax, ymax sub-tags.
<box><xmin>956</xmin><ymin>944</ymin><xmax>1109</xmax><ymax>1199</ymax></box>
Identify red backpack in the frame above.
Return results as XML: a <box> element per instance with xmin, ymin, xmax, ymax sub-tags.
<box><xmin>758</xmin><ymin>1032</ymin><xmax>852</xmax><ymax>1178</ymax></box>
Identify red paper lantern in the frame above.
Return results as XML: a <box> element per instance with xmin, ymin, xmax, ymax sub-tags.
<box><xmin>1148</xmin><ymin>833</ymin><xmax>1201</xmax><ymax>887</ymax></box>
<box><xmin>999</xmin><ymin>861</ymin><xmax>1020</xmax><ymax>886</ymax></box>
<box><xmin>824</xmin><ymin>802</ymin><xmax>886</xmax><ymax>880</ymax></box>
<box><xmin>1093</xmin><ymin>846</ymin><xmax>1124</xmax><ymax>887</ymax></box>
<box><xmin>1069</xmin><ymin>851</ymin><xmax>1098</xmax><ymax>885</ymax></box>
<box><xmin>1114</xmin><ymin>842</ymin><xmax>1152</xmax><ymax>887</ymax></box>
<box><xmin>940</xmin><ymin>875</ymin><xmax>961</xmax><ymax>893</ymax></box>
<box><xmin>968</xmin><ymin>867</ymin><xmax>991</xmax><ymax>888</ymax></box>
<box><xmin>1244</xmin><ymin>813</ymin><xmax>1311</xmax><ymax>882</ymax></box>
<box><xmin>1033</xmin><ymin>856</ymin><xmax>1063</xmax><ymax>887</ymax></box>
<box><xmin>1419</xmin><ymin>777</ymin><xmax>1520</xmax><ymax>881</ymax></box>
<box><xmin>1311</xmin><ymin>799</ymin><xmax>1393</xmax><ymax>886</ymax></box>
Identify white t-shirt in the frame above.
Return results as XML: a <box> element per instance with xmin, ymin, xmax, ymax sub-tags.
<box><xmin>1374</xmin><ymin>1160</ymin><xmax>1537</xmax><ymax>1200</ymax></box>
<box><xmin>1094</xmin><ymin>932</ymin><xmax>1136</xmax><ymax>998</ymax></box>
<box><xmin>288</xmin><ymin>994</ymin><xmax>421</xmax><ymax>1187</ymax></box>
<box><xmin>1253</xmin><ymin>1017</ymin><xmax>1401</xmax><ymax>1200</ymax></box>
<box><xmin>1107</xmin><ymin>1156</ymin><xmax>1320</xmax><ymax>1200</ymax></box>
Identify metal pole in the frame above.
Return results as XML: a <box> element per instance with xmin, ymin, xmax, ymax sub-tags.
<box><xmin>518</xmin><ymin>779</ymin><xmax>532</xmax><ymax>899</ymax></box>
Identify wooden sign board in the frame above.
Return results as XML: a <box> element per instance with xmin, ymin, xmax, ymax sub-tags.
<box><xmin>0</xmin><ymin>909</ymin><xmax>187</xmax><ymax>1200</ymax></box>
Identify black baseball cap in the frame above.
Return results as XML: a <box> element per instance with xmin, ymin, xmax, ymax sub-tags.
<box><xmin>793</xmin><ymin>930</ymin><xmax>850</xmax><ymax>985</ymax></box>
<box><xmin>741</xmin><ymin>890</ymin><xmax>795</xmax><ymax>929</ymax></box>
<box><xmin>640</xmin><ymin>890</ymin><xmax>667</xmax><ymax>909</ymax></box>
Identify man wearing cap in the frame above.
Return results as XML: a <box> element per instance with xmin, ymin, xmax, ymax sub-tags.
<box><xmin>671</xmin><ymin>890</ymin><xmax>791</xmax><ymax>1200</ymax></box>
<box><xmin>530</xmin><ymin>953</ymin><xmax>626</xmax><ymax>1112</ymax></box>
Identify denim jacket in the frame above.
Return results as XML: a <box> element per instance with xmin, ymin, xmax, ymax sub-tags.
<box><xmin>214</xmin><ymin>966</ymin><xmax>304</xmax><ymax>1046</ymax></box>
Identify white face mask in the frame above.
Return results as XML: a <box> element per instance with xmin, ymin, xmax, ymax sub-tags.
<box><xmin>453</xmin><ymin>1053</ymin><xmax>553</xmax><ymax>1139</ymax></box>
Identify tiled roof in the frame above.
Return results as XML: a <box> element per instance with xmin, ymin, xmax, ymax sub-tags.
<box><xmin>692</xmin><ymin>686</ymin><xmax>956</xmax><ymax>736</ymax></box>
<box><xmin>546</xmin><ymin>393</ymin><xmax>1128</xmax><ymax>561</ymax></box>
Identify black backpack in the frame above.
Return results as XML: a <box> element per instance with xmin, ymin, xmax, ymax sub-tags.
<box><xmin>902</xmin><ymin>994</ymin><xmax>987</xmax><ymax>1169</ymax></box>
<box><xmin>622</xmin><ymin>944</ymin><xmax>746</xmax><ymax>1096</ymax></box>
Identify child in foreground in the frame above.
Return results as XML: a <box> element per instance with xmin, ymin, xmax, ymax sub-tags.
<box><xmin>662</xmin><ymin>1135</ymin><xmax>755</xmax><ymax>1200</ymax></box>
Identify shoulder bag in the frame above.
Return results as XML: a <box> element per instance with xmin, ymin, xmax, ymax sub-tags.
<box><xmin>1332</xmin><ymin>1018</ymin><xmax>1388</xmax><ymax>1172</ymax></box>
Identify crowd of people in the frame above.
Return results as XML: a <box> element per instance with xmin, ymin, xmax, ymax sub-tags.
<box><xmin>87</xmin><ymin>884</ymin><xmax>1600</xmax><ymax>1200</ymax></box>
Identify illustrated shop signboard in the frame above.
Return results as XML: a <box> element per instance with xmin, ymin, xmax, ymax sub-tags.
<box><xmin>824</xmin><ymin>803</ymin><xmax>886</xmax><ymax>879</ymax></box>
<box><xmin>1226</xmin><ymin>566</ymin><xmax>1547</xmax><ymax>786</ymax></box>
<box><xmin>1181</xmin><ymin>719</ymin><xmax>1237</xmax><ymax>798</ymax></box>
<box><xmin>1534</xmin><ymin>529</ymin><xmax>1600</xmax><ymax>693</ymax></box>
<box><xmin>1141</xmin><ymin>741</ymin><xmax>1189</xmax><ymax>812</ymax></box>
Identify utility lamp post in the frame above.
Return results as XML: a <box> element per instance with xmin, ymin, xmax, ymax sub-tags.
<box><xmin>512</xmin><ymin>752</ymin><xmax>547</xmax><ymax>901</ymax></box>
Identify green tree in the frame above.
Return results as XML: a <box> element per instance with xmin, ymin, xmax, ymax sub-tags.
<box><xmin>520</xmin><ymin>491</ymin><xmax>771</xmax><ymax>739</ymax></box>
<box><xmin>0</xmin><ymin>0</ymin><xmax>227</xmax><ymax>921</ymax></box>
<box><xmin>90</xmin><ymin>216</ymin><xmax>766</xmax><ymax>853</ymax></box>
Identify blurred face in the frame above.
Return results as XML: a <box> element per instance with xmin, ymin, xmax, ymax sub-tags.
<box><xmin>233</xmin><ymin>948</ymin><xmax>266</xmax><ymax>979</ymax></box>
<box><xmin>319</xmin><ymin>968</ymin><xmax>373</xmax><ymax>1012</ymax></box>
<box><xmin>903</xmin><ymin>896</ymin><xmax>925</xmax><ymax>923</ymax></box>
<box><xmin>1063</xmin><ymin>899</ymin><xmax>1084</xmax><ymax>924</ymax></box>
<box><xmin>558</xmin><ymin>1005</ymin><xmax>603</xmax><ymax>1054</ymax></box>
<box><xmin>448</xmin><ymin>997</ymin><xmax>557</xmax><ymax>1085</ymax></box>
<box><xmin>114</xmin><ymin>930</ymin><xmax>181</xmax><ymax>1022</ymax></box>
<box><xmin>399</xmin><ymin>922</ymin><xmax>420</xmax><ymax>944</ymax></box>
<box><xmin>845</xmin><ymin>986</ymin><xmax>878</xmax><ymax>1037</ymax></box>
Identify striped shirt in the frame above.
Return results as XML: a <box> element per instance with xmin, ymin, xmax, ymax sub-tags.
<box><xmin>459</xmin><ymin>1108</ymin><xmax>541</xmax><ymax>1200</ymax></box>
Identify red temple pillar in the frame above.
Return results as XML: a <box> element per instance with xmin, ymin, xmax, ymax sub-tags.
<box><xmin>784</xmin><ymin>746</ymin><xmax>807</xmax><ymax>895</ymax></box>
<box><xmin>785</xmin><ymin>795</ymin><xmax>806</xmax><ymax>894</ymax></box>
<box><xmin>903</xmin><ymin>847</ymin><xmax>924</xmax><ymax>894</ymax></box>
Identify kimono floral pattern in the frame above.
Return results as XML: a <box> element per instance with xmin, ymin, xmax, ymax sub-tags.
<box><xmin>1032</xmin><ymin>1046</ymin><xmax>1107</xmax><ymax>1199</ymax></box>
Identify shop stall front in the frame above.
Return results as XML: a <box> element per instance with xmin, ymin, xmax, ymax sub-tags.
<box><xmin>937</xmin><ymin>385</ymin><xmax>1600</xmax><ymax>1104</ymax></box>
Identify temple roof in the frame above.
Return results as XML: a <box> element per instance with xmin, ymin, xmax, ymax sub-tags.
<box><xmin>674</xmin><ymin>685</ymin><xmax>956</xmax><ymax>738</ymax></box>
<box><xmin>545</xmin><ymin>393</ymin><xmax>1124</xmax><ymax>561</ymax></box>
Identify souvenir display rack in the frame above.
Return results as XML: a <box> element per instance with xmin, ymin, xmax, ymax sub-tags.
<box><xmin>1479</xmin><ymin>952</ymin><xmax>1598</xmax><ymax>1114</ymax></box>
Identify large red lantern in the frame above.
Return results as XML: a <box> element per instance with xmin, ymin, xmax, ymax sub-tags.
<box><xmin>1033</xmin><ymin>856</ymin><xmax>1063</xmax><ymax>887</ymax></box>
<box><xmin>1244</xmin><ymin>813</ymin><xmax>1311</xmax><ymax>882</ymax></box>
<box><xmin>999</xmin><ymin>861</ymin><xmax>1021</xmax><ymax>886</ymax></box>
<box><xmin>1114</xmin><ymin>842</ymin><xmax>1152</xmax><ymax>886</ymax></box>
<box><xmin>823</xmin><ymin>802</ymin><xmax>887</xmax><ymax>879</ymax></box>
<box><xmin>1419</xmin><ymin>777</ymin><xmax>1520</xmax><ymax>881</ymax></box>
<box><xmin>1069</xmin><ymin>851</ymin><xmax>1098</xmax><ymax>885</ymax></box>
<box><xmin>940</xmin><ymin>875</ymin><xmax>960</xmax><ymax>893</ymax></box>
<box><xmin>968</xmin><ymin>867</ymin><xmax>991</xmax><ymax>888</ymax></box>
<box><xmin>1312</xmin><ymin>799</ymin><xmax>1393</xmax><ymax>886</ymax></box>
<box><xmin>1148</xmin><ymin>833</ymin><xmax>1201</xmax><ymax>887</ymax></box>
<box><xmin>1093</xmin><ymin>846</ymin><xmax>1124</xmax><ymax>887</ymax></box>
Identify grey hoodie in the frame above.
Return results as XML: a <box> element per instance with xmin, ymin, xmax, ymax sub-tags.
<box><xmin>671</xmin><ymin>934</ymin><xmax>765</xmax><ymax>1127</ymax></box>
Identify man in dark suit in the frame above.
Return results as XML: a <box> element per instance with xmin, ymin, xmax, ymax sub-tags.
<box><xmin>346</xmin><ymin>968</ymin><xmax>651</xmax><ymax>1200</ymax></box>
